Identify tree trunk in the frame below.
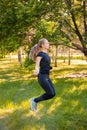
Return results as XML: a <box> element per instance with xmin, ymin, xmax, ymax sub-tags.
<box><xmin>85</xmin><ymin>56</ymin><xmax>87</xmax><ymax>62</ymax></box>
<box><xmin>68</xmin><ymin>47</ymin><xmax>71</xmax><ymax>65</ymax></box>
<box><xmin>83</xmin><ymin>48</ymin><xmax>87</xmax><ymax>61</ymax></box>
<box><xmin>51</xmin><ymin>45</ymin><xmax>55</xmax><ymax>63</ymax></box>
<box><xmin>62</xmin><ymin>46</ymin><xmax>66</xmax><ymax>63</ymax></box>
<box><xmin>54</xmin><ymin>45</ymin><xmax>58</xmax><ymax>67</ymax></box>
<box><xmin>10</xmin><ymin>53</ymin><xmax>12</xmax><ymax>62</ymax></box>
<box><xmin>18</xmin><ymin>48</ymin><xmax>22</xmax><ymax>67</ymax></box>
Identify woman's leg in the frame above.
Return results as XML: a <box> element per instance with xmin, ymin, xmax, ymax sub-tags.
<box><xmin>34</xmin><ymin>74</ymin><xmax>55</xmax><ymax>103</ymax></box>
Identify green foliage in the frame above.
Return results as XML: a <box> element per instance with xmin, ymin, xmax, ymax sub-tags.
<box><xmin>24</xmin><ymin>57</ymin><xmax>34</xmax><ymax>68</ymax></box>
<box><xmin>0</xmin><ymin>0</ymin><xmax>42</xmax><ymax>54</ymax></box>
<box><xmin>32</xmin><ymin>19</ymin><xmax>62</xmax><ymax>45</ymax></box>
<box><xmin>0</xmin><ymin>0</ymin><xmax>87</xmax><ymax>57</ymax></box>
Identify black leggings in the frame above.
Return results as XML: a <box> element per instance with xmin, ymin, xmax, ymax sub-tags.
<box><xmin>34</xmin><ymin>73</ymin><xmax>55</xmax><ymax>103</ymax></box>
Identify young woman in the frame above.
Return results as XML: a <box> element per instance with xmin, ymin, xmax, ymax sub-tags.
<box><xmin>29</xmin><ymin>38</ymin><xmax>55</xmax><ymax>111</ymax></box>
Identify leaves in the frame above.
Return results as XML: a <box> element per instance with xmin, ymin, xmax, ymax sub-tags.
<box><xmin>0</xmin><ymin>0</ymin><xmax>87</xmax><ymax>56</ymax></box>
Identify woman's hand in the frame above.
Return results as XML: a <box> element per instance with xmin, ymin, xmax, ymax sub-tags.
<box><xmin>34</xmin><ymin>69</ymin><xmax>39</xmax><ymax>75</ymax></box>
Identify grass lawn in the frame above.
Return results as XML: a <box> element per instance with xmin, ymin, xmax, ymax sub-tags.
<box><xmin>0</xmin><ymin>59</ymin><xmax>87</xmax><ymax>130</ymax></box>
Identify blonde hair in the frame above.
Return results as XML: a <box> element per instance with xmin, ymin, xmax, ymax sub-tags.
<box><xmin>29</xmin><ymin>44</ymin><xmax>39</xmax><ymax>61</ymax></box>
<box><xmin>29</xmin><ymin>38</ymin><xmax>49</xmax><ymax>61</ymax></box>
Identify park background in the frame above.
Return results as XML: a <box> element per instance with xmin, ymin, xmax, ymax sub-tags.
<box><xmin>0</xmin><ymin>0</ymin><xmax>87</xmax><ymax>130</ymax></box>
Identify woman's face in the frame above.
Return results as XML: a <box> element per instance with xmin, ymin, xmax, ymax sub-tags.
<box><xmin>42</xmin><ymin>41</ymin><xmax>49</xmax><ymax>50</ymax></box>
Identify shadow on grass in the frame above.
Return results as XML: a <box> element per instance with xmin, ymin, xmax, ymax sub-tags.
<box><xmin>53</xmin><ymin>64</ymin><xmax>87</xmax><ymax>75</ymax></box>
<box><xmin>42</xmin><ymin>77</ymin><xmax>87</xmax><ymax>129</ymax></box>
<box><xmin>1</xmin><ymin>60</ymin><xmax>87</xmax><ymax>129</ymax></box>
<box><xmin>0</xmin><ymin>59</ymin><xmax>34</xmax><ymax>82</ymax></box>
<box><xmin>0</xmin><ymin>78</ymin><xmax>38</xmax><ymax>108</ymax></box>
<box><xmin>0</xmin><ymin>77</ymin><xmax>87</xmax><ymax>130</ymax></box>
<box><xmin>0</xmin><ymin>68</ymin><xmax>33</xmax><ymax>81</ymax></box>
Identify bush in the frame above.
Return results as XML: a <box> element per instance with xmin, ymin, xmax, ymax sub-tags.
<box><xmin>24</xmin><ymin>57</ymin><xmax>34</xmax><ymax>68</ymax></box>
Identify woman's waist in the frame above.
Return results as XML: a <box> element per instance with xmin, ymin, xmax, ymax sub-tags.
<box><xmin>38</xmin><ymin>73</ymin><xmax>49</xmax><ymax>77</ymax></box>
<box><xmin>39</xmin><ymin>71</ymin><xmax>49</xmax><ymax>75</ymax></box>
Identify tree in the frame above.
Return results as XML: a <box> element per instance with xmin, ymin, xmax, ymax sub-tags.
<box><xmin>27</xmin><ymin>0</ymin><xmax>87</xmax><ymax>64</ymax></box>
<box><xmin>33</xmin><ymin>0</ymin><xmax>87</xmax><ymax>59</ymax></box>
<box><xmin>60</xmin><ymin>0</ymin><xmax>87</xmax><ymax>59</ymax></box>
<box><xmin>0</xmin><ymin>0</ymin><xmax>42</xmax><ymax>55</ymax></box>
<box><xmin>0</xmin><ymin>0</ymin><xmax>87</xmax><ymax>60</ymax></box>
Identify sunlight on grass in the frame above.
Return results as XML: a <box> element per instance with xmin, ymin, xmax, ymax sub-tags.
<box><xmin>69</xmin><ymin>80</ymin><xmax>87</xmax><ymax>95</ymax></box>
<box><xmin>52</xmin><ymin>63</ymin><xmax>87</xmax><ymax>79</ymax></box>
<box><xmin>5</xmin><ymin>102</ymin><xmax>14</xmax><ymax>109</ymax></box>
<box><xmin>70</xmin><ymin>85</ymin><xmax>77</xmax><ymax>93</ymax></box>
<box><xmin>72</xmin><ymin>100</ymin><xmax>79</xmax><ymax>108</ymax></box>
<box><xmin>0</xmin><ymin>102</ymin><xmax>16</xmax><ymax>119</ymax></box>
<box><xmin>21</xmin><ymin>100</ymin><xmax>29</xmax><ymax>108</ymax></box>
<box><xmin>79</xmin><ymin>84</ymin><xmax>87</xmax><ymax>90</ymax></box>
<box><xmin>47</xmin><ymin>97</ymin><xmax>61</xmax><ymax>115</ymax></box>
<box><xmin>21</xmin><ymin>124</ymin><xmax>46</xmax><ymax>130</ymax></box>
<box><xmin>0</xmin><ymin>59</ymin><xmax>87</xmax><ymax>130</ymax></box>
<box><xmin>0</xmin><ymin>108</ymin><xmax>14</xmax><ymax>115</ymax></box>
<box><xmin>0</xmin><ymin>108</ymin><xmax>14</xmax><ymax>120</ymax></box>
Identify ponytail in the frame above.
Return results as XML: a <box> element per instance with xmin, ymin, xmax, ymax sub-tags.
<box><xmin>29</xmin><ymin>44</ymin><xmax>39</xmax><ymax>61</ymax></box>
<box><xmin>29</xmin><ymin>38</ymin><xmax>48</xmax><ymax>61</ymax></box>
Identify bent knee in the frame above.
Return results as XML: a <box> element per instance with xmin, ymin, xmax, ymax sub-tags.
<box><xmin>49</xmin><ymin>92</ymin><xmax>56</xmax><ymax>98</ymax></box>
<box><xmin>52</xmin><ymin>92</ymin><xmax>56</xmax><ymax>97</ymax></box>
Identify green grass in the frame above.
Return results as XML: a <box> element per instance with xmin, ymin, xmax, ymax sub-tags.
<box><xmin>0</xmin><ymin>59</ymin><xmax>87</xmax><ymax>130</ymax></box>
<box><xmin>57</xmin><ymin>55</ymin><xmax>84</xmax><ymax>60</ymax></box>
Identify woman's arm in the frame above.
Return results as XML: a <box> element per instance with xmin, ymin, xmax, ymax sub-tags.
<box><xmin>34</xmin><ymin>56</ymin><xmax>42</xmax><ymax>75</ymax></box>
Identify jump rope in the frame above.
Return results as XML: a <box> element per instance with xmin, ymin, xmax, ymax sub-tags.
<box><xmin>14</xmin><ymin>74</ymin><xmax>37</xmax><ymax>104</ymax></box>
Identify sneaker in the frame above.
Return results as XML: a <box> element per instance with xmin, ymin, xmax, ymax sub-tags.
<box><xmin>30</xmin><ymin>98</ymin><xmax>37</xmax><ymax>111</ymax></box>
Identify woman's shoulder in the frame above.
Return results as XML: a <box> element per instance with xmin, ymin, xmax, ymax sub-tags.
<box><xmin>37</xmin><ymin>51</ymin><xmax>43</xmax><ymax>54</ymax></box>
<box><xmin>37</xmin><ymin>51</ymin><xmax>43</xmax><ymax>57</ymax></box>
<box><xmin>37</xmin><ymin>51</ymin><xmax>45</xmax><ymax>56</ymax></box>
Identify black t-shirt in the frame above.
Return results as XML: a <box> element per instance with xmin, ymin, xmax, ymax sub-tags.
<box><xmin>37</xmin><ymin>51</ymin><xmax>52</xmax><ymax>74</ymax></box>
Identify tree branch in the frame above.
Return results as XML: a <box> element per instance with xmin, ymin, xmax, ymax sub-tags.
<box><xmin>60</xmin><ymin>29</ymin><xmax>84</xmax><ymax>51</ymax></box>
<box><xmin>64</xmin><ymin>0</ymin><xmax>84</xmax><ymax>46</ymax></box>
<box><xmin>64</xmin><ymin>19</ymin><xmax>76</xmax><ymax>33</ymax></box>
<box><xmin>83</xmin><ymin>1</ymin><xmax>87</xmax><ymax>35</ymax></box>
<box><xmin>50</xmin><ymin>43</ymin><xmax>77</xmax><ymax>50</ymax></box>
<box><xmin>72</xmin><ymin>43</ymin><xmax>84</xmax><ymax>52</ymax></box>
<box><xmin>60</xmin><ymin>29</ymin><xmax>72</xmax><ymax>42</ymax></box>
